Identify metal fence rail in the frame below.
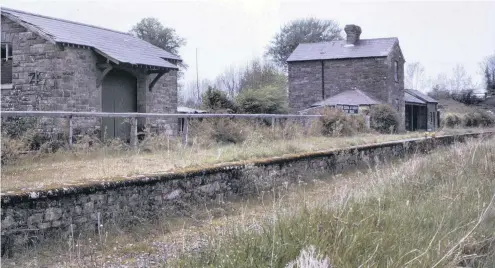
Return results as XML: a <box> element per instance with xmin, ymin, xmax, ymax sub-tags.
<box><xmin>1</xmin><ymin>110</ymin><xmax>323</xmax><ymax>147</ymax></box>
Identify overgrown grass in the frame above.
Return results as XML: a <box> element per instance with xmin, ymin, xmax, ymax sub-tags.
<box><xmin>0</xmin><ymin>118</ymin><xmax>405</xmax><ymax>192</ymax></box>
<box><xmin>1</xmin><ymin>115</ymin><xmax>492</xmax><ymax>192</ymax></box>
<box><xmin>2</xmin><ymin>137</ymin><xmax>494</xmax><ymax>267</ymax></box>
<box><xmin>176</xmin><ymin>137</ymin><xmax>495</xmax><ymax>267</ymax></box>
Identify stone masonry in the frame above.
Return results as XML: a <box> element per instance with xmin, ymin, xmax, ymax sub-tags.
<box><xmin>288</xmin><ymin>25</ymin><xmax>405</xmax><ymax>130</ymax></box>
<box><xmin>1</xmin><ymin>131</ymin><xmax>492</xmax><ymax>257</ymax></box>
<box><xmin>1</xmin><ymin>15</ymin><xmax>178</xmax><ymax>137</ymax></box>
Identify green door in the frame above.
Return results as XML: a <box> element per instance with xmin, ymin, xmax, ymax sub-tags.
<box><xmin>101</xmin><ymin>70</ymin><xmax>137</xmax><ymax>141</ymax></box>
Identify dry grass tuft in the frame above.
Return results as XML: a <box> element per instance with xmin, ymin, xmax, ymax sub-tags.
<box><xmin>175</xmin><ymin>137</ymin><xmax>495</xmax><ymax>267</ymax></box>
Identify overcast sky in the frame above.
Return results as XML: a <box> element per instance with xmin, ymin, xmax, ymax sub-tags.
<box><xmin>2</xmin><ymin>0</ymin><xmax>495</xmax><ymax>92</ymax></box>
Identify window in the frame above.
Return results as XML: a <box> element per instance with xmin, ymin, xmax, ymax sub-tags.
<box><xmin>1</xmin><ymin>43</ymin><xmax>12</xmax><ymax>61</ymax></box>
<box><xmin>394</xmin><ymin>61</ymin><xmax>399</xmax><ymax>82</ymax></box>
<box><xmin>342</xmin><ymin>105</ymin><xmax>359</xmax><ymax>114</ymax></box>
<box><xmin>1</xmin><ymin>43</ymin><xmax>13</xmax><ymax>85</ymax></box>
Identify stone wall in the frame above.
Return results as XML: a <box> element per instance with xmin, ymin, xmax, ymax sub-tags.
<box><xmin>384</xmin><ymin>43</ymin><xmax>406</xmax><ymax>130</ymax></box>
<box><xmin>427</xmin><ymin>103</ymin><xmax>438</xmax><ymax>131</ymax></box>
<box><xmin>1</xmin><ymin>132</ymin><xmax>492</xmax><ymax>256</ymax></box>
<box><xmin>146</xmin><ymin>69</ymin><xmax>178</xmax><ymax>135</ymax></box>
<box><xmin>38</xmin><ymin>47</ymin><xmax>101</xmax><ymax>135</ymax></box>
<box><xmin>1</xmin><ymin>15</ymin><xmax>179</xmax><ymax>138</ymax></box>
<box><xmin>288</xmin><ymin>60</ymin><xmax>323</xmax><ymax>112</ymax></box>
<box><xmin>1</xmin><ymin>15</ymin><xmax>59</xmax><ymax>112</ymax></box>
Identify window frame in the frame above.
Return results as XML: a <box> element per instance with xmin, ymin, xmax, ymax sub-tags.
<box><xmin>342</xmin><ymin>105</ymin><xmax>359</xmax><ymax>114</ymax></box>
<box><xmin>394</xmin><ymin>61</ymin><xmax>399</xmax><ymax>82</ymax></box>
<box><xmin>1</xmin><ymin>42</ymin><xmax>13</xmax><ymax>86</ymax></box>
<box><xmin>1</xmin><ymin>43</ymin><xmax>13</xmax><ymax>61</ymax></box>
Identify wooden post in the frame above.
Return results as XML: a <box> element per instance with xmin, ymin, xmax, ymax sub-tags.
<box><xmin>271</xmin><ymin>117</ymin><xmax>275</xmax><ymax>132</ymax></box>
<box><xmin>303</xmin><ymin>118</ymin><xmax>308</xmax><ymax>136</ymax></box>
<box><xmin>130</xmin><ymin>117</ymin><xmax>138</xmax><ymax>149</ymax></box>
<box><xmin>182</xmin><ymin>117</ymin><xmax>189</xmax><ymax>146</ymax></box>
<box><xmin>68</xmin><ymin>116</ymin><xmax>73</xmax><ymax>146</ymax></box>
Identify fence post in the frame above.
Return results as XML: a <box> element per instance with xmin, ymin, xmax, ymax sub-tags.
<box><xmin>130</xmin><ymin>117</ymin><xmax>138</xmax><ymax>149</ymax></box>
<box><xmin>271</xmin><ymin>117</ymin><xmax>275</xmax><ymax>132</ymax></box>
<box><xmin>365</xmin><ymin>115</ymin><xmax>371</xmax><ymax>129</ymax></box>
<box><xmin>182</xmin><ymin>117</ymin><xmax>189</xmax><ymax>146</ymax></box>
<box><xmin>68</xmin><ymin>115</ymin><xmax>73</xmax><ymax>146</ymax></box>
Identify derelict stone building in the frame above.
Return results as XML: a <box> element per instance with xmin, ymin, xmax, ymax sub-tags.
<box><xmin>287</xmin><ymin>25</ymin><xmax>437</xmax><ymax>130</ymax></box>
<box><xmin>1</xmin><ymin>7</ymin><xmax>180</xmax><ymax>140</ymax></box>
<box><xmin>287</xmin><ymin>24</ymin><xmax>438</xmax><ymax>131</ymax></box>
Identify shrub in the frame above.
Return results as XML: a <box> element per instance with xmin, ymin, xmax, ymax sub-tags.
<box><xmin>202</xmin><ymin>86</ymin><xmax>238</xmax><ymax>113</ymax></box>
<box><xmin>369</xmin><ymin>104</ymin><xmax>400</xmax><ymax>133</ymax></box>
<box><xmin>191</xmin><ymin>118</ymin><xmax>247</xmax><ymax>144</ymax></box>
<box><xmin>236</xmin><ymin>86</ymin><xmax>288</xmax><ymax>114</ymax></box>
<box><xmin>1</xmin><ymin>117</ymin><xmax>37</xmax><ymax>138</ymax></box>
<box><xmin>443</xmin><ymin>113</ymin><xmax>462</xmax><ymax>128</ymax></box>
<box><xmin>1</xmin><ymin>132</ymin><xmax>30</xmax><ymax>164</ymax></box>
<box><xmin>463</xmin><ymin>109</ymin><xmax>494</xmax><ymax>127</ymax></box>
<box><xmin>318</xmin><ymin>108</ymin><xmax>366</xmax><ymax>136</ymax></box>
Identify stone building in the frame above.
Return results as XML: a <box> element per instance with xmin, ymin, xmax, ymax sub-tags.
<box><xmin>405</xmin><ymin>89</ymin><xmax>438</xmax><ymax>131</ymax></box>
<box><xmin>288</xmin><ymin>24</ymin><xmax>436</xmax><ymax>131</ymax></box>
<box><xmin>1</xmin><ymin>7</ymin><xmax>180</xmax><ymax>140</ymax></box>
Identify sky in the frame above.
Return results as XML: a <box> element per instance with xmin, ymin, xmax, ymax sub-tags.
<box><xmin>2</xmin><ymin>0</ymin><xmax>495</xmax><ymax>93</ymax></box>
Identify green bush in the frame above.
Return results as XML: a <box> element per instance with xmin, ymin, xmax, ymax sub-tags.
<box><xmin>202</xmin><ymin>86</ymin><xmax>238</xmax><ymax>113</ymax></box>
<box><xmin>369</xmin><ymin>104</ymin><xmax>400</xmax><ymax>133</ymax></box>
<box><xmin>318</xmin><ymin>108</ymin><xmax>366</xmax><ymax>136</ymax></box>
<box><xmin>443</xmin><ymin>113</ymin><xmax>462</xmax><ymax>128</ymax></box>
<box><xmin>463</xmin><ymin>109</ymin><xmax>494</xmax><ymax>127</ymax></box>
<box><xmin>236</xmin><ymin>86</ymin><xmax>288</xmax><ymax>114</ymax></box>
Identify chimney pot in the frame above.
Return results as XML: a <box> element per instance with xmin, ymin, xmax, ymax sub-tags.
<box><xmin>344</xmin><ymin>24</ymin><xmax>362</xmax><ymax>46</ymax></box>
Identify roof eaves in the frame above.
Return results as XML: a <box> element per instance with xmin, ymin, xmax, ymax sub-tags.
<box><xmin>287</xmin><ymin>55</ymin><xmax>388</xmax><ymax>62</ymax></box>
<box><xmin>1</xmin><ymin>11</ymin><xmax>57</xmax><ymax>44</ymax></box>
<box><xmin>384</xmin><ymin>38</ymin><xmax>398</xmax><ymax>55</ymax></box>
<box><xmin>405</xmin><ymin>89</ymin><xmax>438</xmax><ymax>103</ymax></box>
<box><xmin>92</xmin><ymin>48</ymin><xmax>120</xmax><ymax>65</ymax></box>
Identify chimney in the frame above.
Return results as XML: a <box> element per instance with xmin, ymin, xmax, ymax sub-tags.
<box><xmin>344</xmin><ymin>24</ymin><xmax>362</xmax><ymax>46</ymax></box>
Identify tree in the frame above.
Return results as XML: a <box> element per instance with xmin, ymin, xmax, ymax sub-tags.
<box><xmin>449</xmin><ymin>64</ymin><xmax>473</xmax><ymax>92</ymax></box>
<box><xmin>130</xmin><ymin>17</ymin><xmax>186</xmax><ymax>56</ymax></box>
<box><xmin>213</xmin><ymin>58</ymin><xmax>288</xmax><ymax>98</ymax></box>
<box><xmin>481</xmin><ymin>53</ymin><xmax>495</xmax><ymax>97</ymax></box>
<box><xmin>405</xmin><ymin>62</ymin><xmax>425</xmax><ymax>90</ymax></box>
<box><xmin>181</xmin><ymin>78</ymin><xmax>213</xmax><ymax>106</ymax></box>
<box><xmin>202</xmin><ymin>86</ymin><xmax>238</xmax><ymax>112</ymax></box>
<box><xmin>266</xmin><ymin>18</ymin><xmax>342</xmax><ymax>68</ymax></box>
<box><xmin>238</xmin><ymin>59</ymin><xmax>287</xmax><ymax>92</ymax></box>
<box><xmin>236</xmin><ymin>86</ymin><xmax>288</xmax><ymax>114</ymax></box>
<box><xmin>428</xmin><ymin>83</ymin><xmax>450</xmax><ymax>100</ymax></box>
<box><xmin>215</xmin><ymin>65</ymin><xmax>242</xmax><ymax>99</ymax></box>
<box><xmin>451</xmin><ymin>89</ymin><xmax>481</xmax><ymax>105</ymax></box>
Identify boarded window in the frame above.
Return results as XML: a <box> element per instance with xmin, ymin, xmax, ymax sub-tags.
<box><xmin>1</xmin><ymin>43</ymin><xmax>13</xmax><ymax>85</ymax></box>
<box><xmin>394</xmin><ymin>61</ymin><xmax>399</xmax><ymax>82</ymax></box>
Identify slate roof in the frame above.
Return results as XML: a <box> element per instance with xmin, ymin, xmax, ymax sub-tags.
<box><xmin>287</xmin><ymin>38</ymin><xmax>398</xmax><ymax>62</ymax></box>
<box><xmin>406</xmin><ymin>89</ymin><xmax>438</xmax><ymax>103</ymax></box>
<box><xmin>1</xmin><ymin>7</ymin><xmax>180</xmax><ymax>69</ymax></box>
<box><xmin>405</xmin><ymin>92</ymin><xmax>426</xmax><ymax>104</ymax></box>
<box><xmin>311</xmin><ymin>89</ymin><xmax>381</xmax><ymax>107</ymax></box>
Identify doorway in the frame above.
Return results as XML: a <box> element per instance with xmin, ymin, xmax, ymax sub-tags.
<box><xmin>101</xmin><ymin>69</ymin><xmax>137</xmax><ymax>141</ymax></box>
